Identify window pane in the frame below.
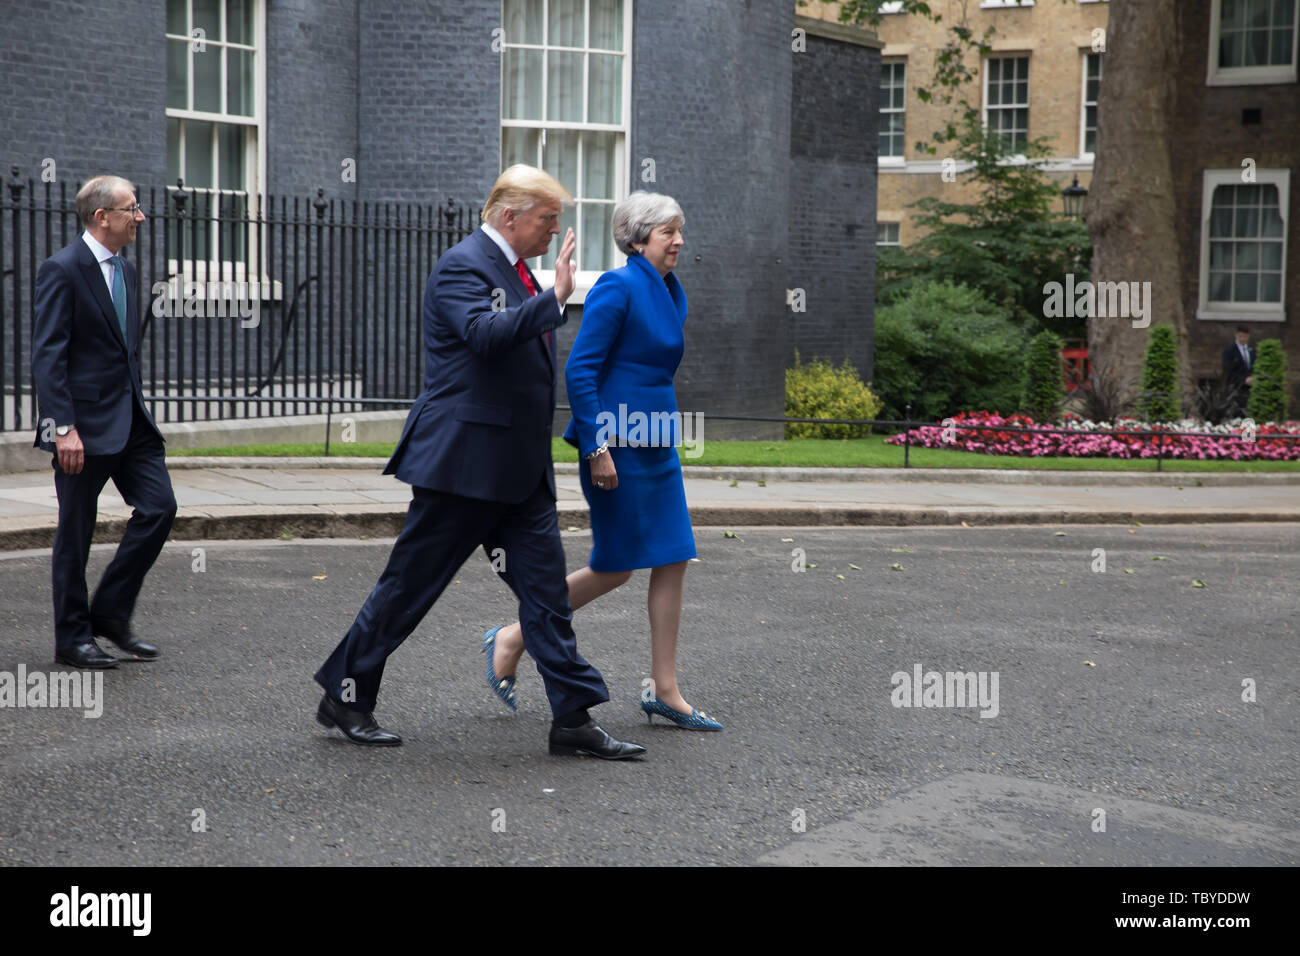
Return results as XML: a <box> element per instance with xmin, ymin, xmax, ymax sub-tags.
<box><xmin>504</xmin><ymin>0</ymin><xmax>543</xmax><ymax>44</ymax></box>
<box><xmin>1261</xmin><ymin>207</ymin><xmax>1284</xmax><ymax>236</ymax></box>
<box><xmin>227</xmin><ymin>0</ymin><xmax>253</xmax><ymax>44</ymax></box>
<box><xmin>543</xmin><ymin>129</ymin><xmax>579</xmax><ymax>197</ymax></box>
<box><xmin>1245</xmin><ymin>28</ymin><xmax>1269</xmax><ymax>64</ymax></box>
<box><xmin>1223</xmin><ymin>0</ymin><xmax>1246</xmax><ymax>28</ymax></box>
<box><xmin>227</xmin><ymin>48</ymin><xmax>254</xmax><ymax>116</ymax></box>
<box><xmin>1261</xmin><ymin>242</ymin><xmax>1283</xmax><ymax>270</ymax></box>
<box><xmin>1210</xmin><ymin>206</ymin><xmax>1234</xmax><ymax>237</ymax></box>
<box><xmin>502</xmin><ymin>127</ymin><xmax>540</xmax><ymax>169</ymax></box>
<box><xmin>1277</xmin><ymin>0</ymin><xmax>1296</xmax><ymax>25</ymax></box>
<box><xmin>1210</xmin><ymin>272</ymin><xmax>1232</xmax><ymax>300</ymax></box>
<box><xmin>581</xmin><ymin>203</ymin><xmax>614</xmax><ymax>270</ymax></box>
<box><xmin>167</xmin><ymin>117</ymin><xmax>181</xmax><ymax>184</ymax></box>
<box><xmin>582</xmin><ymin>131</ymin><xmax>616</xmax><ymax>199</ymax></box>
<box><xmin>1270</xmin><ymin>24</ymin><xmax>1293</xmax><ymax>63</ymax></box>
<box><xmin>502</xmin><ymin>48</ymin><xmax>543</xmax><ymax>119</ymax></box>
<box><xmin>1233</xmin><ymin>272</ymin><xmax>1258</xmax><ymax>300</ymax></box>
<box><xmin>185</xmin><ymin>120</ymin><xmax>214</xmax><ymax>189</ymax></box>
<box><xmin>167</xmin><ymin>0</ymin><xmax>187</xmax><ymax>35</ymax></box>
<box><xmin>1209</xmin><ymin>242</ymin><xmax>1230</xmax><ymax>269</ymax></box>
<box><xmin>193</xmin><ymin>43</ymin><xmax>221</xmax><ymax>112</ymax></box>
<box><xmin>1248</xmin><ymin>0</ymin><xmax>1270</xmax><ymax>28</ymax></box>
<box><xmin>548</xmin><ymin>0</ymin><xmax>583</xmax><ymax>47</ymax></box>
<box><xmin>588</xmin><ymin>53</ymin><xmax>621</xmax><ymax>124</ymax></box>
<box><xmin>1260</xmin><ymin>272</ymin><xmax>1281</xmax><ymax>301</ymax></box>
<box><xmin>168</xmin><ymin>39</ymin><xmax>190</xmax><ymax>109</ymax></box>
<box><xmin>1236</xmin><ymin>242</ymin><xmax>1260</xmax><ymax>269</ymax></box>
<box><xmin>590</xmin><ymin>0</ymin><xmax>623</xmax><ymax>50</ymax></box>
<box><xmin>1014</xmin><ymin>80</ymin><xmax>1028</xmax><ymax>104</ymax></box>
<box><xmin>218</xmin><ymin>122</ymin><xmax>246</xmax><ymax>193</ymax></box>
<box><xmin>1220</xmin><ymin>32</ymin><xmax>1244</xmax><ymax>66</ymax></box>
<box><xmin>547</xmin><ymin>51</ymin><xmax>584</xmax><ymax>122</ymax></box>
<box><xmin>193</xmin><ymin>0</ymin><xmax>220</xmax><ymax>40</ymax></box>
<box><xmin>1235</xmin><ymin>206</ymin><xmax>1259</xmax><ymax>236</ymax></box>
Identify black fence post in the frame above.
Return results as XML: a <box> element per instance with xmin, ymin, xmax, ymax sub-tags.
<box><xmin>903</xmin><ymin>403</ymin><xmax>912</xmax><ymax>469</ymax></box>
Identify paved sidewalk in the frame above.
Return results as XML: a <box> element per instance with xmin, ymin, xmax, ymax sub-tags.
<box><xmin>0</xmin><ymin>457</ymin><xmax>1296</xmax><ymax>550</ymax></box>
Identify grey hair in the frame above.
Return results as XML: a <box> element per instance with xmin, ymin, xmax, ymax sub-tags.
<box><xmin>76</xmin><ymin>175</ymin><xmax>135</xmax><ymax>228</ymax></box>
<box><xmin>612</xmin><ymin>191</ymin><xmax>684</xmax><ymax>256</ymax></box>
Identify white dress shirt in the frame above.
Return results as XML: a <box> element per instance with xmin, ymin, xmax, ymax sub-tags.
<box><xmin>82</xmin><ymin>231</ymin><xmax>123</xmax><ymax>300</ymax></box>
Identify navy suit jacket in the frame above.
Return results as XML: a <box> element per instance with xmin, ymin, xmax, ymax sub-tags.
<box><xmin>31</xmin><ymin>237</ymin><xmax>161</xmax><ymax>455</ymax></box>
<box><xmin>1221</xmin><ymin>342</ymin><xmax>1255</xmax><ymax>386</ymax></box>
<box><xmin>385</xmin><ymin>227</ymin><xmax>566</xmax><ymax>503</ymax></box>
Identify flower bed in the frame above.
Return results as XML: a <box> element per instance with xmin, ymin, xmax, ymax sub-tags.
<box><xmin>885</xmin><ymin>411</ymin><xmax>1300</xmax><ymax>461</ymax></box>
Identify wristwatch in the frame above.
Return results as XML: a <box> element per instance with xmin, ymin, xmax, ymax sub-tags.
<box><xmin>55</xmin><ymin>424</ymin><xmax>75</xmax><ymax>436</ymax></box>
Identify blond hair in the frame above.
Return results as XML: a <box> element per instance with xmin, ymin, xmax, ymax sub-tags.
<box><xmin>482</xmin><ymin>165</ymin><xmax>572</xmax><ymax>226</ymax></box>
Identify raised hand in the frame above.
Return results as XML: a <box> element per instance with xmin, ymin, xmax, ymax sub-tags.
<box><xmin>553</xmin><ymin>228</ymin><xmax>577</xmax><ymax>306</ymax></box>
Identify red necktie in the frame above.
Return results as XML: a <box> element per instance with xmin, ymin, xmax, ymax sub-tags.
<box><xmin>515</xmin><ymin>258</ymin><xmax>551</xmax><ymax>350</ymax></box>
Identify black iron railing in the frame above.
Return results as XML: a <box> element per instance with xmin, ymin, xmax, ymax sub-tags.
<box><xmin>0</xmin><ymin>166</ymin><xmax>477</xmax><ymax>432</ymax></box>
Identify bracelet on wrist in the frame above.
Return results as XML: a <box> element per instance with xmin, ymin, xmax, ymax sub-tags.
<box><xmin>586</xmin><ymin>442</ymin><xmax>609</xmax><ymax>460</ymax></box>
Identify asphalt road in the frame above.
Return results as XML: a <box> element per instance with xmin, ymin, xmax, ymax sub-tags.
<box><xmin>0</xmin><ymin>524</ymin><xmax>1296</xmax><ymax>866</ymax></box>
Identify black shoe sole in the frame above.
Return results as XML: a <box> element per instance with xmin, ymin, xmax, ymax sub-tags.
<box><xmin>55</xmin><ymin>655</ymin><xmax>117</xmax><ymax>670</ymax></box>
<box><xmin>548</xmin><ymin>743</ymin><xmax>645</xmax><ymax>760</ymax></box>
<box><xmin>316</xmin><ymin>708</ymin><xmax>402</xmax><ymax>746</ymax></box>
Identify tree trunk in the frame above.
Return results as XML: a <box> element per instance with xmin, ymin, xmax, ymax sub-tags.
<box><xmin>1088</xmin><ymin>0</ymin><xmax>1192</xmax><ymax>413</ymax></box>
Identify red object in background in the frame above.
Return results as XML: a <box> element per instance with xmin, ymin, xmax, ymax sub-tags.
<box><xmin>1062</xmin><ymin>340</ymin><xmax>1090</xmax><ymax>391</ymax></box>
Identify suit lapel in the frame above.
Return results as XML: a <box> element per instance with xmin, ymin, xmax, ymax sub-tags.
<box><xmin>475</xmin><ymin>230</ymin><xmax>553</xmax><ymax>380</ymax></box>
<box><xmin>76</xmin><ymin>239</ymin><xmax>128</xmax><ymax>353</ymax></box>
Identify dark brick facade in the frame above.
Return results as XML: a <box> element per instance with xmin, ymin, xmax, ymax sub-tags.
<box><xmin>1</xmin><ymin>1</ymin><xmax>881</xmax><ymax>439</ymax></box>
<box><xmin>789</xmin><ymin>20</ymin><xmax>880</xmax><ymax>385</ymax></box>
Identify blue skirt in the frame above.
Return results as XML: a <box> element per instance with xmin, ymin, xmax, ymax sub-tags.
<box><xmin>579</xmin><ymin>444</ymin><xmax>696</xmax><ymax>572</ymax></box>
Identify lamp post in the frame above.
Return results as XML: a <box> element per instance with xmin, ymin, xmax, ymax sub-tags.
<box><xmin>1062</xmin><ymin>175</ymin><xmax>1088</xmax><ymax>219</ymax></box>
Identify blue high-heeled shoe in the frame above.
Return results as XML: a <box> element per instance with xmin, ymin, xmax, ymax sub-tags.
<box><xmin>482</xmin><ymin>626</ymin><xmax>517</xmax><ymax>712</ymax></box>
<box><xmin>640</xmin><ymin>695</ymin><xmax>723</xmax><ymax>731</ymax></box>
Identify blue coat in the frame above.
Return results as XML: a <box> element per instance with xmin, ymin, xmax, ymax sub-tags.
<box><xmin>31</xmin><ymin>237</ymin><xmax>160</xmax><ymax>455</ymax></box>
<box><xmin>385</xmin><ymin>227</ymin><xmax>566</xmax><ymax>503</ymax></box>
<box><xmin>563</xmin><ymin>252</ymin><xmax>687</xmax><ymax>457</ymax></box>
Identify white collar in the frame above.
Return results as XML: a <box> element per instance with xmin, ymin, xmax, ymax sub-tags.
<box><xmin>480</xmin><ymin>222</ymin><xmax>522</xmax><ymax>266</ymax></box>
<box><xmin>82</xmin><ymin>231</ymin><xmax>117</xmax><ymax>264</ymax></box>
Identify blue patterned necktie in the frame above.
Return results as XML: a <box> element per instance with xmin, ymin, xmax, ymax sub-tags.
<box><xmin>110</xmin><ymin>255</ymin><xmax>128</xmax><ymax>341</ymax></box>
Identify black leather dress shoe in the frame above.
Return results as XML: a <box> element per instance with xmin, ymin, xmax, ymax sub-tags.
<box><xmin>92</xmin><ymin>621</ymin><xmax>160</xmax><ymax>660</ymax></box>
<box><xmin>549</xmin><ymin>719</ymin><xmax>646</xmax><ymax>760</ymax></box>
<box><xmin>316</xmin><ymin>694</ymin><xmax>402</xmax><ymax>746</ymax></box>
<box><xmin>55</xmin><ymin>641</ymin><xmax>119</xmax><ymax>670</ymax></box>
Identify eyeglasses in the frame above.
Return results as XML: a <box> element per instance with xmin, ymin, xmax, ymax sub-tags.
<box><xmin>107</xmin><ymin>203</ymin><xmax>146</xmax><ymax>216</ymax></box>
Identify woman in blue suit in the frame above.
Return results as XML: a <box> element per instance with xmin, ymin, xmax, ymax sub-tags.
<box><xmin>486</xmin><ymin>192</ymin><xmax>721</xmax><ymax>730</ymax></box>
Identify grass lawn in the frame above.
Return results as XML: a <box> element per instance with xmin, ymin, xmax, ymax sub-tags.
<box><xmin>169</xmin><ymin>438</ymin><xmax>1300</xmax><ymax>472</ymax></box>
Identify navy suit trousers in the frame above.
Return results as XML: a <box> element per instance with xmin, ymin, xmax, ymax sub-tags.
<box><xmin>314</xmin><ymin>475</ymin><xmax>609</xmax><ymax>719</ymax></box>
<box><xmin>51</xmin><ymin>406</ymin><xmax>176</xmax><ymax>651</ymax></box>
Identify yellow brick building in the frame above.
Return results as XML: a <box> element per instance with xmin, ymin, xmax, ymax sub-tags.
<box><xmin>805</xmin><ymin>0</ymin><xmax>1110</xmax><ymax>247</ymax></box>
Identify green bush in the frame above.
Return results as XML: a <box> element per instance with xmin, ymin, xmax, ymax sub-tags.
<box><xmin>872</xmin><ymin>280</ymin><xmax>1027</xmax><ymax>423</ymax></box>
<box><xmin>1138</xmin><ymin>324</ymin><xmax>1180</xmax><ymax>422</ymax></box>
<box><xmin>1022</xmin><ymin>330</ymin><xmax>1064</xmax><ymax>423</ymax></box>
<box><xmin>1247</xmin><ymin>338</ymin><xmax>1289</xmax><ymax>423</ymax></box>
<box><xmin>785</xmin><ymin>354</ymin><xmax>883</xmax><ymax>439</ymax></box>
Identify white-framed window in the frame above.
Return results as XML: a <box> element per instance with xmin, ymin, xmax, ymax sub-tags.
<box><xmin>980</xmin><ymin>1</ymin><xmax>1035</xmax><ymax>8</ymax></box>
<box><xmin>879</xmin><ymin>61</ymin><xmax>907</xmax><ymax>162</ymax></box>
<box><xmin>165</xmin><ymin>0</ymin><xmax>265</xmax><ymax>265</ymax></box>
<box><xmin>877</xmin><ymin>222</ymin><xmax>901</xmax><ymax>246</ymax></box>
<box><xmin>879</xmin><ymin>1</ymin><xmax>906</xmax><ymax>12</ymax></box>
<box><xmin>1080</xmin><ymin>52</ymin><xmax>1102</xmax><ymax>158</ymax></box>
<box><xmin>1198</xmin><ymin>169</ymin><xmax>1289</xmax><ymax>322</ymax></box>
<box><xmin>500</xmin><ymin>0</ymin><xmax>631</xmax><ymax>281</ymax></box>
<box><xmin>1207</xmin><ymin>0</ymin><xmax>1298</xmax><ymax>86</ymax></box>
<box><xmin>984</xmin><ymin>56</ymin><xmax>1029</xmax><ymax>152</ymax></box>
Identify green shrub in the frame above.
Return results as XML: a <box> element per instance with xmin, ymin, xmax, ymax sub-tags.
<box><xmin>1022</xmin><ymin>330</ymin><xmax>1064</xmax><ymax>423</ymax></box>
<box><xmin>872</xmin><ymin>280</ymin><xmax>1027</xmax><ymax>423</ymax></box>
<box><xmin>785</xmin><ymin>353</ymin><xmax>883</xmax><ymax>439</ymax></box>
<box><xmin>1138</xmin><ymin>324</ymin><xmax>1180</xmax><ymax>422</ymax></box>
<box><xmin>1247</xmin><ymin>338</ymin><xmax>1289</xmax><ymax>423</ymax></box>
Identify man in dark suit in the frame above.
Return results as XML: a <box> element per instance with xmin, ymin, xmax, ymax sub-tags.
<box><xmin>313</xmin><ymin>165</ymin><xmax>644</xmax><ymax>759</ymax></box>
<box><xmin>31</xmin><ymin>175</ymin><xmax>175</xmax><ymax>669</ymax></box>
<box><xmin>1221</xmin><ymin>325</ymin><xmax>1255</xmax><ymax>417</ymax></box>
